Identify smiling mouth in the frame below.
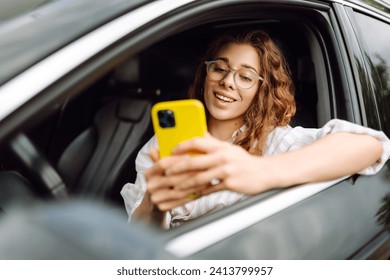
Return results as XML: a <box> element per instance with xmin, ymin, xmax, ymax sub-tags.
<box><xmin>214</xmin><ymin>93</ymin><xmax>235</xmax><ymax>103</ymax></box>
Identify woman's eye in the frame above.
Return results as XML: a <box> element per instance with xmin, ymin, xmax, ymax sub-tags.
<box><xmin>214</xmin><ymin>66</ymin><xmax>227</xmax><ymax>73</ymax></box>
<box><xmin>239</xmin><ymin>74</ymin><xmax>252</xmax><ymax>82</ymax></box>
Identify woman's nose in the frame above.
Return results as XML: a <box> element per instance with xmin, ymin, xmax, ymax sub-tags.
<box><xmin>220</xmin><ymin>71</ymin><xmax>235</xmax><ymax>89</ymax></box>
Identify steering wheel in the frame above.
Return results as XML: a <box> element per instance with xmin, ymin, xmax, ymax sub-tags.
<box><xmin>10</xmin><ymin>133</ymin><xmax>69</xmax><ymax>199</ymax></box>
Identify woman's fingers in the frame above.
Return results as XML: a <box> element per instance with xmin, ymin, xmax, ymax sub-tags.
<box><xmin>150</xmin><ymin>184</ymin><xmax>207</xmax><ymax>203</ymax></box>
<box><xmin>150</xmin><ymin>183</ymin><xmax>208</xmax><ymax>211</ymax></box>
<box><xmin>155</xmin><ymin>197</ymin><xmax>193</xmax><ymax>212</ymax></box>
<box><xmin>147</xmin><ymin>170</ymin><xmax>195</xmax><ymax>191</ymax></box>
<box><xmin>145</xmin><ymin>154</ymin><xmax>187</xmax><ymax>179</ymax></box>
<box><xmin>165</xmin><ymin>152</ymin><xmax>223</xmax><ymax>175</ymax></box>
<box><xmin>174</xmin><ymin>164</ymin><xmax>228</xmax><ymax>190</ymax></box>
<box><xmin>173</xmin><ymin>136</ymin><xmax>226</xmax><ymax>155</ymax></box>
<box><xmin>149</xmin><ymin>148</ymin><xmax>160</xmax><ymax>163</ymax></box>
<box><xmin>144</xmin><ymin>135</ymin><xmax>257</xmax><ymax>211</ymax></box>
<box><xmin>145</xmin><ymin>151</ymin><xmax>213</xmax><ymax>211</ymax></box>
<box><xmin>200</xmin><ymin>184</ymin><xmax>224</xmax><ymax>196</ymax></box>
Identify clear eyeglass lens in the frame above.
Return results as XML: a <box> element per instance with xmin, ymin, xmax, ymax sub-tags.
<box><xmin>207</xmin><ymin>61</ymin><xmax>257</xmax><ymax>89</ymax></box>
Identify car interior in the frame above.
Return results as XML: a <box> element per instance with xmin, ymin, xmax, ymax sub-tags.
<box><xmin>0</xmin><ymin>18</ymin><xmax>327</xmax><ymax>220</ymax></box>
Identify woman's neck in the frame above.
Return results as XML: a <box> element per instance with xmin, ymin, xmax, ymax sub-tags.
<box><xmin>208</xmin><ymin>117</ymin><xmax>243</xmax><ymax>141</ymax></box>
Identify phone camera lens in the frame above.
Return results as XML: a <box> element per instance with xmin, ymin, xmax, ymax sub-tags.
<box><xmin>158</xmin><ymin>110</ymin><xmax>175</xmax><ymax>128</ymax></box>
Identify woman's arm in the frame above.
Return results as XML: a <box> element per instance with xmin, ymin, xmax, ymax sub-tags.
<box><xmin>164</xmin><ymin>132</ymin><xmax>384</xmax><ymax>196</ymax></box>
<box><xmin>268</xmin><ymin>132</ymin><xmax>383</xmax><ymax>188</ymax></box>
<box><xmin>120</xmin><ymin>136</ymin><xmax>169</xmax><ymax>225</ymax></box>
<box><xmin>132</xmin><ymin>192</ymin><xmax>166</xmax><ymax>224</ymax></box>
<box><xmin>131</xmin><ymin>149</ymin><xmax>169</xmax><ymax>225</ymax></box>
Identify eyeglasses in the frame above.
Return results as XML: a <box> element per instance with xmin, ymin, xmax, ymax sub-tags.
<box><xmin>205</xmin><ymin>60</ymin><xmax>263</xmax><ymax>90</ymax></box>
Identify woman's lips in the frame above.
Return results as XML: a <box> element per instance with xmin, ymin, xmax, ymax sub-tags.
<box><xmin>214</xmin><ymin>92</ymin><xmax>235</xmax><ymax>103</ymax></box>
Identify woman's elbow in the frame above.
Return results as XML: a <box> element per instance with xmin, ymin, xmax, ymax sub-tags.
<box><xmin>365</xmin><ymin>135</ymin><xmax>383</xmax><ymax>163</ymax></box>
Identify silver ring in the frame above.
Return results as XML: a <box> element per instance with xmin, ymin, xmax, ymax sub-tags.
<box><xmin>210</xmin><ymin>178</ymin><xmax>221</xmax><ymax>186</ymax></box>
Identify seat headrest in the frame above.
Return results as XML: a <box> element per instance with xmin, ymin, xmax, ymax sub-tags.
<box><xmin>116</xmin><ymin>99</ymin><xmax>151</xmax><ymax>122</ymax></box>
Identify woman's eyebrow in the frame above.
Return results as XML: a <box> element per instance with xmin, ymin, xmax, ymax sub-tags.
<box><xmin>241</xmin><ymin>63</ymin><xmax>258</xmax><ymax>73</ymax></box>
<box><xmin>214</xmin><ymin>57</ymin><xmax>229</xmax><ymax>63</ymax></box>
<box><xmin>214</xmin><ymin>57</ymin><xmax>258</xmax><ymax>73</ymax></box>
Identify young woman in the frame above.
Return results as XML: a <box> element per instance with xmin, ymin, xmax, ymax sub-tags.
<box><xmin>121</xmin><ymin>30</ymin><xmax>390</xmax><ymax>228</ymax></box>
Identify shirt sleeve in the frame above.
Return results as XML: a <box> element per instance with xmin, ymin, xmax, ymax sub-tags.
<box><xmin>120</xmin><ymin>136</ymin><xmax>157</xmax><ymax>222</ymax></box>
<box><xmin>270</xmin><ymin>119</ymin><xmax>390</xmax><ymax>175</ymax></box>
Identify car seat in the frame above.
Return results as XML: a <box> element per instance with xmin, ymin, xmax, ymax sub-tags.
<box><xmin>56</xmin><ymin>49</ymin><xmax>191</xmax><ymax>206</ymax></box>
<box><xmin>56</xmin><ymin>96</ymin><xmax>152</xmax><ymax>205</ymax></box>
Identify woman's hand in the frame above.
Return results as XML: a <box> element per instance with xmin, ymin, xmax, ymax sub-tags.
<box><xmin>145</xmin><ymin>148</ymin><xmax>210</xmax><ymax>211</ymax></box>
<box><xmin>165</xmin><ymin>135</ymin><xmax>278</xmax><ymax>196</ymax></box>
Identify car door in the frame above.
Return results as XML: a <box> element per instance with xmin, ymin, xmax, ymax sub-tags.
<box><xmin>156</xmin><ymin>0</ymin><xmax>390</xmax><ymax>259</ymax></box>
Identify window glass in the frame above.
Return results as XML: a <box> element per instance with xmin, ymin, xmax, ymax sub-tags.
<box><xmin>353</xmin><ymin>12</ymin><xmax>390</xmax><ymax>137</ymax></box>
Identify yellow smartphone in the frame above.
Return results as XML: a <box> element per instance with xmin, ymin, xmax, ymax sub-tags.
<box><xmin>151</xmin><ymin>99</ymin><xmax>207</xmax><ymax>158</ymax></box>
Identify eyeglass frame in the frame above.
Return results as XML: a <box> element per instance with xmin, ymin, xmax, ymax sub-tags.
<box><xmin>205</xmin><ymin>60</ymin><xmax>264</xmax><ymax>90</ymax></box>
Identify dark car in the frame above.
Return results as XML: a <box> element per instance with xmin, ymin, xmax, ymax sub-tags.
<box><xmin>0</xmin><ymin>0</ymin><xmax>389</xmax><ymax>259</ymax></box>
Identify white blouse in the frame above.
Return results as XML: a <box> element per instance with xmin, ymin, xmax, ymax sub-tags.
<box><xmin>120</xmin><ymin>119</ymin><xmax>390</xmax><ymax>228</ymax></box>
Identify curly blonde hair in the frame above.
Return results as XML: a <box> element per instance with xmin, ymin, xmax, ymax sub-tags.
<box><xmin>188</xmin><ymin>30</ymin><xmax>296</xmax><ymax>155</ymax></box>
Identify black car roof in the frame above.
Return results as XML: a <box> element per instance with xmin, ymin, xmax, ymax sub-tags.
<box><xmin>0</xmin><ymin>0</ymin><xmax>147</xmax><ymax>86</ymax></box>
